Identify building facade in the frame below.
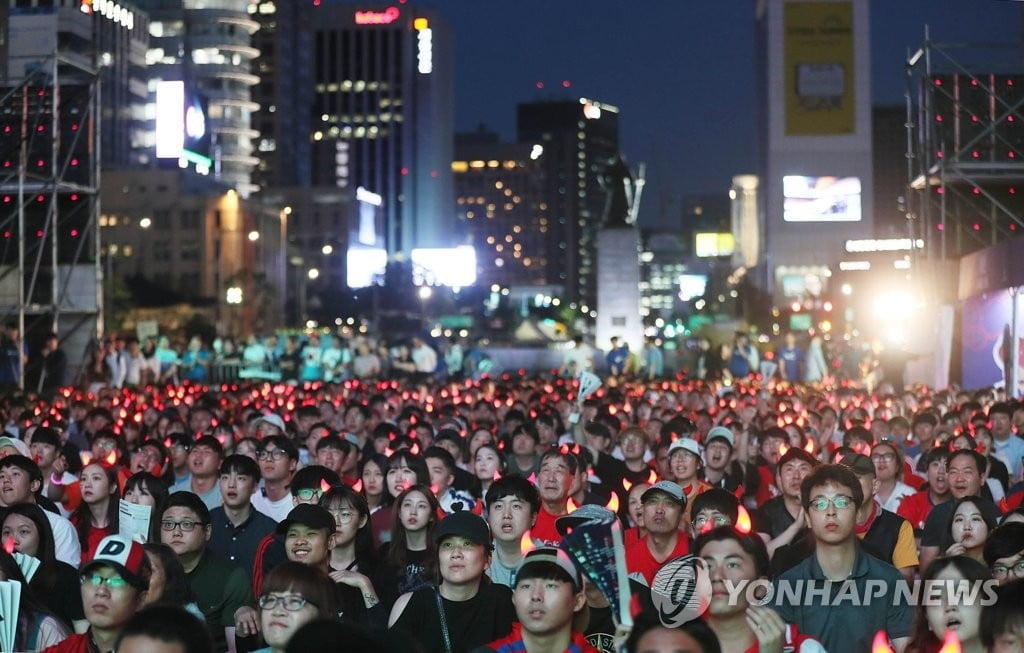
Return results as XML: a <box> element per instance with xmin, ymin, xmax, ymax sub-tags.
<box><xmin>453</xmin><ymin>128</ymin><xmax>551</xmax><ymax>289</ymax></box>
<box><xmin>516</xmin><ymin>98</ymin><xmax>621</xmax><ymax>309</ymax></box>
<box><xmin>251</xmin><ymin>1</ymin><xmax>454</xmax><ymax>258</ymax></box>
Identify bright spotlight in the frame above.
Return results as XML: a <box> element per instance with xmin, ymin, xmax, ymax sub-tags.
<box><xmin>873</xmin><ymin>291</ymin><xmax>914</xmax><ymax>319</ymax></box>
<box><xmin>418</xmin><ymin>286</ymin><xmax>433</xmax><ymax>300</ymax></box>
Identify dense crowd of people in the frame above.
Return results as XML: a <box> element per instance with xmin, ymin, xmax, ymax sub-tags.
<box><xmin>0</xmin><ymin>352</ymin><xmax>1022</xmax><ymax>652</ymax></box>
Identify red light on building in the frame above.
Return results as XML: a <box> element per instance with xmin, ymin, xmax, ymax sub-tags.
<box><xmin>561</xmin><ymin>80</ymin><xmax>571</xmax><ymax>88</ymax></box>
<box><xmin>536</xmin><ymin>81</ymin><xmax>544</xmax><ymax>89</ymax></box>
<box><xmin>354</xmin><ymin>7</ymin><xmax>400</xmax><ymax>25</ymax></box>
<box><xmin>937</xmin><ymin>223</ymin><xmax>944</xmax><ymax>231</ymax></box>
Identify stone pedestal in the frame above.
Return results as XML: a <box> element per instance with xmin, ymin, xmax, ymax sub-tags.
<box><xmin>596</xmin><ymin>228</ymin><xmax>644</xmax><ymax>355</ymax></box>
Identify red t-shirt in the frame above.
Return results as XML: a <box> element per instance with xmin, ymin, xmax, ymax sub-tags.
<box><xmin>531</xmin><ymin>505</ymin><xmax>568</xmax><ymax>546</ymax></box>
<box><xmin>754</xmin><ymin>465</ymin><xmax>779</xmax><ymax>507</ymax></box>
<box><xmin>42</xmin><ymin>633</ymin><xmax>94</xmax><ymax>653</ymax></box>
<box><xmin>625</xmin><ymin>532</ymin><xmax>691</xmax><ymax>585</ymax></box>
<box><xmin>897</xmin><ymin>490</ymin><xmax>937</xmax><ymax>531</ymax></box>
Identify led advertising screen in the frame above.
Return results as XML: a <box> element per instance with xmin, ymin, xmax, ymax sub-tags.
<box><xmin>155</xmin><ymin>80</ymin><xmax>212</xmax><ymax>168</ymax></box>
<box><xmin>783</xmin><ymin>176</ymin><xmax>861</xmax><ymax>222</ymax></box>
<box><xmin>346</xmin><ymin>247</ymin><xmax>387</xmax><ymax>288</ymax></box>
<box><xmin>411</xmin><ymin>246</ymin><xmax>477</xmax><ymax>288</ymax></box>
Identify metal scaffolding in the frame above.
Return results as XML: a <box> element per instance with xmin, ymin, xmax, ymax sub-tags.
<box><xmin>0</xmin><ymin>55</ymin><xmax>102</xmax><ymax>389</ymax></box>
<box><xmin>905</xmin><ymin>31</ymin><xmax>1024</xmax><ymax>263</ymax></box>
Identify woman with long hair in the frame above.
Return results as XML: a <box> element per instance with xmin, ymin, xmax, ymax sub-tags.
<box><xmin>383</xmin><ymin>484</ymin><xmax>440</xmax><ymax>596</ymax></box>
<box><xmin>123</xmin><ymin>471</ymin><xmax>170</xmax><ymax>542</ymax></box>
<box><xmin>319</xmin><ymin>485</ymin><xmax>389</xmax><ymax>621</ymax></box>
<box><xmin>0</xmin><ymin>503</ymin><xmax>84</xmax><ymax>630</ymax></box>
<box><xmin>944</xmin><ymin>495</ymin><xmax>1000</xmax><ymax>564</ymax></box>
<box><xmin>360</xmin><ymin>453</ymin><xmax>392</xmax><ymax>548</ymax></box>
<box><xmin>0</xmin><ymin>550</ymin><xmax>70</xmax><ymax>650</ymax></box>
<box><xmin>70</xmin><ymin>462</ymin><xmax>120</xmax><ymax>561</ymax></box>
<box><xmin>473</xmin><ymin>443</ymin><xmax>506</xmax><ymax>503</ymax></box>
<box><xmin>906</xmin><ymin>556</ymin><xmax>989</xmax><ymax>653</ymax></box>
<box><xmin>254</xmin><ymin>562</ymin><xmax>338</xmax><ymax>653</ymax></box>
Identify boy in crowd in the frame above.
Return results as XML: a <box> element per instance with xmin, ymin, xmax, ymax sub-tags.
<box><xmin>0</xmin><ymin>454</ymin><xmax>81</xmax><ymax>566</ymax></box>
<box><xmin>208</xmin><ymin>454</ymin><xmax>277</xmax><ymax>583</ymax></box>
<box><xmin>315</xmin><ymin>433</ymin><xmax>359</xmax><ymax>485</ymax></box>
<box><xmin>159</xmin><ymin>491</ymin><xmax>253</xmax><ymax>652</ymax></box>
<box><xmin>475</xmin><ymin>547</ymin><xmax>598</xmax><ymax>653</ymax></box>
<box><xmin>424</xmin><ymin>446</ymin><xmax>476</xmax><ymax>513</ymax></box>
<box><xmin>170</xmin><ymin>435</ymin><xmax>224</xmax><ymax>510</ymax></box>
<box><xmin>772</xmin><ymin>464</ymin><xmax>912</xmax><ymax>653</ymax></box>
<box><xmin>485</xmin><ymin>475</ymin><xmax>541</xmax><ymax>586</ymax></box>
<box><xmin>44</xmin><ymin>535</ymin><xmax>151</xmax><ymax>653</ymax></box>
<box><xmin>252</xmin><ymin>435</ymin><xmax>300</xmax><ymax>522</ymax></box>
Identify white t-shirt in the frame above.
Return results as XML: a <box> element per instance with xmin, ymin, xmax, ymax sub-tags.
<box><xmin>44</xmin><ymin>507</ymin><xmax>81</xmax><ymax>568</ymax></box>
<box><xmin>252</xmin><ymin>489</ymin><xmax>294</xmax><ymax>523</ymax></box>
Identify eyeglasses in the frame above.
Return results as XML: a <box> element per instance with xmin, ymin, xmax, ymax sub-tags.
<box><xmin>257</xmin><ymin>449</ymin><xmax>289</xmax><ymax>461</ymax></box>
<box><xmin>94</xmin><ymin>441</ymin><xmax>117</xmax><ymax>450</ymax></box>
<box><xmin>295</xmin><ymin>488</ymin><xmax>324</xmax><ymax>502</ymax></box>
<box><xmin>692</xmin><ymin>514</ymin><xmax>729</xmax><ymax>528</ymax></box>
<box><xmin>258</xmin><ymin>594</ymin><xmax>315</xmax><ymax>611</ymax></box>
<box><xmin>81</xmin><ymin>574</ymin><xmax>128</xmax><ymax>588</ymax></box>
<box><xmin>807</xmin><ymin>495</ymin><xmax>856</xmax><ymax>512</ymax></box>
<box><xmin>871</xmin><ymin>453</ymin><xmax>897</xmax><ymax>463</ymax></box>
<box><xmin>992</xmin><ymin>559</ymin><xmax>1024</xmax><ymax>579</ymax></box>
<box><xmin>329</xmin><ymin>509</ymin><xmax>357</xmax><ymax>524</ymax></box>
<box><xmin>160</xmin><ymin>519</ymin><xmax>204</xmax><ymax>532</ymax></box>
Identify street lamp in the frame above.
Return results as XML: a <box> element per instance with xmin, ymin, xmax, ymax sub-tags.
<box><xmin>226</xmin><ymin>286</ymin><xmax>243</xmax><ymax>304</ymax></box>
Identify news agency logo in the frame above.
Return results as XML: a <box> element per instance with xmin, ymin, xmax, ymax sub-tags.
<box><xmin>650</xmin><ymin>555</ymin><xmax>713</xmax><ymax>627</ymax></box>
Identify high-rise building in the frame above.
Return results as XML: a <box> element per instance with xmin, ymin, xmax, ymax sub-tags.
<box><xmin>453</xmin><ymin>127</ymin><xmax>550</xmax><ymax>289</ymax></box>
<box><xmin>251</xmin><ymin>1</ymin><xmax>454</xmax><ymax>257</ymax></box>
<box><xmin>135</xmin><ymin>0</ymin><xmax>261</xmax><ymax>195</ymax></box>
<box><xmin>517</xmin><ymin>98</ymin><xmax>620</xmax><ymax>308</ymax></box>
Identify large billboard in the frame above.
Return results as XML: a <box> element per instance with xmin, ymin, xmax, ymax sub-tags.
<box><xmin>783</xmin><ymin>1</ymin><xmax>855</xmax><ymax>135</ymax></box>
<box><xmin>411</xmin><ymin>246</ymin><xmax>476</xmax><ymax>287</ymax></box>
<box><xmin>783</xmin><ymin>175</ymin><xmax>861</xmax><ymax>222</ymax></box>
<box><xmin>155</xmin><ymin>81</ymin><xmax>212</xmax><ymax>169</ymax></box>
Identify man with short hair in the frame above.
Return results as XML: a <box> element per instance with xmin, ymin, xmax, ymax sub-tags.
<box><xmin>424</xmin><ymin>446</ymin><xmax>476</xmax><ymax>513</ymax></box>
<box><xmin>625</xmin><ymin>480</ymin><xmax>691</xmax><ymax>584</ymax></box>
<box><xmin>43</xmin><ymin>535</ymin><xmax>151</xmax><ymax>653</ymax></box>
<box><xmin>507</xmin><ymin>424</ymin><xmax>541</xmax><ymax>477</ymax></box>
<box><xmin>475</xmin><ymin>547</ymin><xmax>598</xmax><ymax>653</ymax></box>
<box><xmin>755</xmin><ymin>448</ymin><xmax>816</xmax><ymax>558</ymax></box>
<box><xmin>485</xmin><ymin>475</ymin><xmax>541</xmax><ymax>587</ymax></box>
<box><xmin>0</xmin><ymin>454</ymin><xmax>81</xmax><ymax>566</ymax></box>
<box><xmin>688</xmin><ymin>487</ymin><xmax>739</xmax><ymax>539</ymax></box>
<box><xmin>390</xmin><ymin>511</ymin><xmax>516</xmax><ymax>653</ymax></box>
<box><xmin>315</xmin><ymin>432</ymin><xmax>359</xmax><ymax>484</ymax></box>
<box><xmin>208</xmin><ymin>455</ymin><xmax>276</xmax><ymax>582</ymax></box>
<box><xmin>170</xmin><ymin>435</ymin><xmax>224</xmax><ymax>510</ymax></box>
<box><xmin>159</xmin><ymin>491</ymin><xmax>253</xmax><ymax>653</ymax></box>
<box><xmin>530</xmin><ymin>449</ymin><xmax>577</xmax><ymax>546</ymax></box>
<box><xmin>252</xmin><ymin>435</ymin><xmax>299</xmax><ymax>522</ymax></box>
<box><xmin>771</xmin><ymin>465</ymin><xmax>912</xmax><ymax>653</ymax></box>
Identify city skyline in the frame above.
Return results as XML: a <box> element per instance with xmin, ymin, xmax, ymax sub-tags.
<box><xmin>440</xmin><ymin>0</ymin><xmax>1023</xmax><ymax>228</ymax></box>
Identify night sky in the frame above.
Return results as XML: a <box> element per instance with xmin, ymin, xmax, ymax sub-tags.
<box><xmin>439</xmin><ymin>0</ymin><xmax>1023</xmax><ymax>227</ymax></box>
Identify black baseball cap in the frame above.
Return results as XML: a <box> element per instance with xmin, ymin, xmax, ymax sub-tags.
<box><xmin>276</xmin><ymin>504</ymin><xmax>336</xmax><ymax>535</ymax></box>
<box><xmin>433</xmin><ymin>510</ymin><xmax>491</xmax><ymax>548</ymax></box>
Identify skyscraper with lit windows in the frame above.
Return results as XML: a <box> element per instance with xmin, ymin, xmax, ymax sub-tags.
<box><xmin>251</xmin><ymin>1</ymin><xmax>454</xmax><ymax>257</ymax></box>
<box><xmin>517</xmin><ymin>98</ymin><xmax>620</xmax><ymax>308</ymax></box>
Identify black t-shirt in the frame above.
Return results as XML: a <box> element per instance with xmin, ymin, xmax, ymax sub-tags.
<box><xmin>393</xmin><ymin>582</ymin><xmax>515</xmax><ymax>653</ymax></box>
<box><xmin>755</xmin><ymin>496</ymin><xmax>799</xmax><ymax>539</ymax></box>
<box><xmin>378</xmin><ymin>545</ymin><xmax>435</xmax><ymax>598</ymax></box>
